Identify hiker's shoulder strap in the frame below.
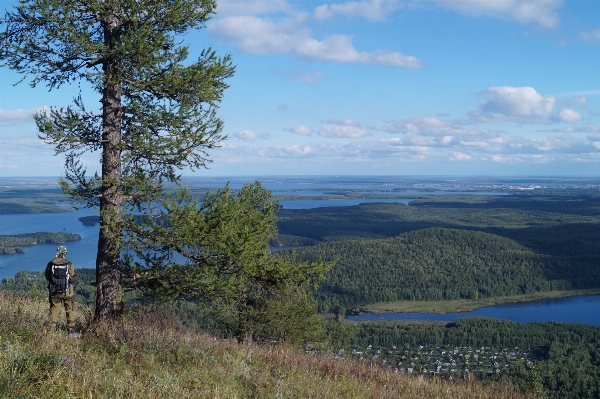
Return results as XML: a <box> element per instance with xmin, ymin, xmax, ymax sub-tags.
<box><xmin>45</xmin><ymin>261</ymin><xmax>54</xmax><ymax>280</ymax></box>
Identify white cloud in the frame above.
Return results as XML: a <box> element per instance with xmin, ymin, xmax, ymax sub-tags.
<box><xmin>319</xmin><ymin>125</ymin><xmax>370</xmax><ymax>138</ymax></box>
<box><xmin>433</xmin><ymin>0</ymin><xmax>563</xmax><ymax>28</ymax></box>
<box><xmin>212</xmin><ymin>131</ymin><xmax>600</xmax><ymax>170</ymax></box>
<box><xmin>0</xmin><ymin>132</ymin><xmax>51</xmax><ymax>149</ymax></box>
<box><xmin>296</xmin><ymin>35</ymin><xmax>423</xmax><ymax>68</ymax></box>
<box><xmin>448</xmin><ymin>151</ymin><xmax>472</xmax><ymax>161</ymax></box>
<box><xmin>374</xmin><ymin>117</ymin><xmax>497</xmax><ymax>138</ymax></box>
<box><xmin>233</xmin><ymin>130</ymin><xmax>270</xmax><ymax>141</ymax></box>
<box><xmin>208</xmin><ymin>16</ymin><xmax>422</xmax><ymax>68</ymax></box>
<box><xmin>579</xmin><ymin>28</ymin><xmax>600</xmax><ymax>42</ymax></box>
<box><xmin>590</xmin><ymin>134</ymin><xmax>600</xmax><ymax>150</ymax></box>
<box><xmin>0</xmin><ymin>107</ymin><xmax>49</xmax><ymax>126</ymax></box>
<box><xmin>558</xmin><ymin>108</ymin><xmax>584</xmax><ymax>122</ymax></box>
<box><xmin>491</xmin><ymin>154</ymin><xmax>523</xmax><ymax>163</ymax></box>
<box><xmin>0</xmin><ymin>131</ymin><xmax>78</xmax><ymax>175</ymax></box>
<box><xmin>207</xmin><ymin>15</ymin><xmax>309</xmax><ymax>54</ymax></box>
<box><xmin>472</xmin><ymin>86</ymin><xmax>556</xmax><ymax>122</ymax></box>
<box><xmin>373</xmin><ymin>114</ymin><xmax>600</xmax><ymax>156</ymax></box>
<box><xmin>318</xmin><ymin>120</ymin><xmax>370</xmax><ymax>138</ymax></box>
<box><xmin>314</xmin><ymin>0</ymin><xmax>400</xmax><ymax>21</ymax></box>
<box><xmin>289</xmin><ymin>125</ymin><xmax>313</xmax><ymax>135</ymax></box>
<box><xmin>280</xmin><ymin>144</ymin><xmax>313</xmax><ymax>156</ymax></box>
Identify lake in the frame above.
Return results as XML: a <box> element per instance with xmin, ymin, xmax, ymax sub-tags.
<box><xmin>347</xmin><ymin>295</ymin><xmax>600</xmax><ymax>326</ymax></box>
<box><xmin>0</xmin><ymin>208</ymin><xmax>99</xmax><ymax>280</ymax></box>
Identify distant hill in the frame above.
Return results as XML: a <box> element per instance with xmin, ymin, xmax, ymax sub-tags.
<box><xmin>289</xmin><ymin>227</ymin><xmax>600</xmax><ymax>312</ymax></box>
<box><xmin>0</xmin><ymin>201</ymin><xmax>72</xmax><ymax>214</ymax></box>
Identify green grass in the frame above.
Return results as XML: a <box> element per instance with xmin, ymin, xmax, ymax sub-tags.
<box><xmin>359</xmin><ymin>288</ymin><xmax>600</xmax><ymax>314</ymax></box>
<box><xmin>0</xmin><ymin>291</ymin><xmax>536</xmax><ymax>399</ymax></box>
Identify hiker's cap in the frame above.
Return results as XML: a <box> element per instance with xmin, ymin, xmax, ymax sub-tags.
<box><xmin>56</xmin><ymin>246</ymin><xmax>67</xmax><ymax>257</ymax></box>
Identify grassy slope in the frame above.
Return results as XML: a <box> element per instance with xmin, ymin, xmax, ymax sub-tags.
<box><xmin>0</xmin><ymin>292</ymin><xmax>534</xmax><ymax>399</ymax></box>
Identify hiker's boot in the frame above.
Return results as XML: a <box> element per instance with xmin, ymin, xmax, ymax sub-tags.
<box><xmin>67</xmin><ymin>326</ymin><xmax>81</xmax><ymax>339</ymax></box>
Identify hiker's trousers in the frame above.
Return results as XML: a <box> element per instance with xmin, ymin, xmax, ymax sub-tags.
<box><xmin>49</xmin><ymin>290</ymin><xmax>75</xmax><ymax>329</ymax></box>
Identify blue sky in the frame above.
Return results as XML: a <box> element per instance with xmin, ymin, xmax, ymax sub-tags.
<box><xmin>1</xmin><ymin>0</ymin><xmax>599</xmax><ymax>176</ymax></box>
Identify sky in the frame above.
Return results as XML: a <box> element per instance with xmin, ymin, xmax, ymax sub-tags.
<box><xmin>1</xmin><ymin>0</ymin><xmax>599</xmax><ymax>177</ymax></box>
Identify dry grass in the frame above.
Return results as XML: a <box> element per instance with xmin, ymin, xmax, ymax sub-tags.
<box><xmin>0</xmin><ymin>291</ymin><xmax>536</xmax><ymax>399</ymax></box>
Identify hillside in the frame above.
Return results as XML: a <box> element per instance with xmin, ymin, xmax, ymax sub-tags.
<box><xmin>0</xmin><ymin>291</ymin><xmax>534</xmax><ymax>399</ymax></box>
<box><xmin>289</xmin><ymin>227</ymin><xmax>600</xmax><ymax>312</ymax></box>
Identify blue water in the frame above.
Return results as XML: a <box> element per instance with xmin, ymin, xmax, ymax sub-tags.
<box><xmin>0</xmin><ymin>209</ymin><xmax>99</xmax><ymax>280</ymax></box>
<box><xmin>347</xmin><ymin>295</ymin><xmax>600</xmax><ymax>326</ymax></box>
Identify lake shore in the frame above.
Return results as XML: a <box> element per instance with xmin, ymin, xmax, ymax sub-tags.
<box><xmin>356</xmin><ymin>288</ymin><xmax>600</xmax><ymax>314</ymax></box>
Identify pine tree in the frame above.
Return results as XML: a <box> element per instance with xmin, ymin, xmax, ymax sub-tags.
<box><xmin>127</xmin><ymin>182</ymin><xmax>332</xmax><ymax>342</ymax></box>
<box><xmin>1</xmin><ymin>0</ymin><xmax>234</xmax><ymax>321</ymax></box>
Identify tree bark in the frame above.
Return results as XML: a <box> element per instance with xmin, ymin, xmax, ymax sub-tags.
<box><xmin>95</xmin><ymin>14</ymin><xmax>124</xmax><ymax>321</ymax></box>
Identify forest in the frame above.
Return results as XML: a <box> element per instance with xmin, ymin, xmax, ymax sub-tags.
<box><xmin>346</xmin><ymin>318</ymin><xmax>600</xmax><ymax>399</ymax></box>
<box><xmin>275</xmin><ymin>193</ymin><xmax>600</xmax><ymax>243</ymax></box>
<box><xmin>291</xmin><ymin>226</ymin><xmax>600</xmax><ymax>312</ymax></box>
<box><xmin>0</xmin><ymin>187</ymin><xmax>72</xmax><ymax>214</ymax></box>
<box><xmin>0</xmin><ymin>232</ymin><xmax>81</xmax><ymax>254</ymax></box>
<box><xmin>272</xmin><ymin>193</ymin><xmax>600</xmax><ymax>312</ymax></box>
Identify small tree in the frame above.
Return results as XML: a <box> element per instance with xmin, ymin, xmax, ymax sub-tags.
<box><xmin>1</xmin><ymin>0</ymin><xmax>234</xmax><ymax>321</ymax></box>
<box><xmin>127</xmin><ymin>182</ymin><xmax>332</xmax><ymax>343</ymax></box>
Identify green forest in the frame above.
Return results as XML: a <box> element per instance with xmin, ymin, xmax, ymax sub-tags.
<box><xmin>0</xmin><ymin>187</ymin><xmax>72</xmax><ymax>214</ymax></box>
<box><xmin>0</xmin><ymin>268</ymin><xmax>96</xmax><ymax>305</ymax></box>
<box><xmin>291</xmin><ymin>226</ymin><xmax>600</xmax><ymax>312</ymax></box>
<box><xmin>275</xmin><ymin>193</ymin><xmax>600</xmax><ymax>243</ymax></box>
<box><xmin>271</xmin><ymin>193</ymin><xmax>600</xmax><ymax>312</ymax></box>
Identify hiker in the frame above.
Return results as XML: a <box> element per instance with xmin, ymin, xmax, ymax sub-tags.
<box><xmin>45</xmin><ymin>245</ymin><xmax>77</xmax><ymax>332</ymax></box>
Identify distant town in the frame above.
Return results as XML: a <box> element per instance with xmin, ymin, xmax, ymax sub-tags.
<box><xmin>345</xmin><ymin>343</ymin><xmax>536</xmax><ymax>380</ymax></box>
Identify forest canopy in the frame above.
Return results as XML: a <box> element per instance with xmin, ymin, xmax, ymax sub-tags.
<box><xmin>289</xmin><ymin>226</ymin><xmax>600</xmax><ymax>312</ymax></box>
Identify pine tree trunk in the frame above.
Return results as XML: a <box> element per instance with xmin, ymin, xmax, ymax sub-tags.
<box><xmin>95</xmin><ymin>15</ymin><xmax>124</xmax><ymax>321</ymax></box>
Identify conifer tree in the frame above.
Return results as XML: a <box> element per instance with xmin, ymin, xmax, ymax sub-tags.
<box><xmin>128</xmin><ymin>182</ymin><xmax>332</xmax><ymax>342</ymax></box>
<box><xmin>1</xmin><ymin>0</ymin><xmax>235</xmax><ymax>321</ymax></box>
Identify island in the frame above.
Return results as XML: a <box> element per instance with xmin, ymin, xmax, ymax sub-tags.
<box><xmin>0</xmin><ymin>232</ymin><xmax>81</xmax><ymax>254</ymax></box>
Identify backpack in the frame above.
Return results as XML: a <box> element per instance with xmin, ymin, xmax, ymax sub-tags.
<box><xmin>50</xmin><ymin>262</ymin><xmax>70</xmax><ymax>294</ymax></box>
